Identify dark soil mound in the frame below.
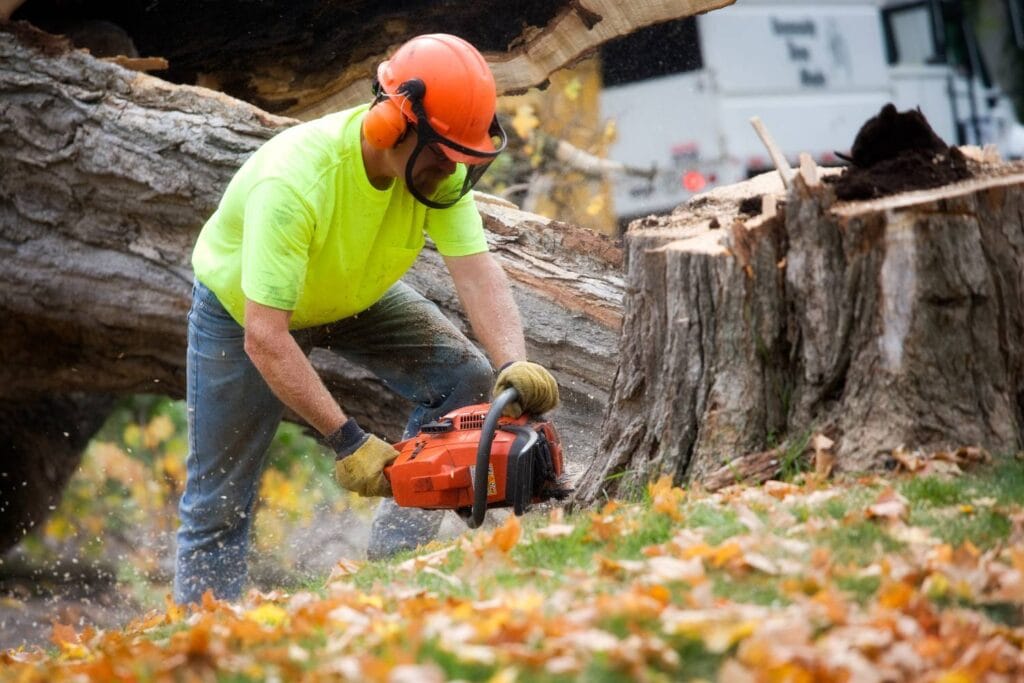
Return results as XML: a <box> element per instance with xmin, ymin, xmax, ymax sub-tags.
<box><xmin>828</xmin><ymin>104</ymin><xmax>973</xmax><ymax>200</ymax></box>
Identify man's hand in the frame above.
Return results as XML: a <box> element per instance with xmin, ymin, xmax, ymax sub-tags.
<box><xmin>493</xmin><ymin>361</ymin><xmax>559</xmax><ymax>418</ymax></box>
<box><xmin>328</xmin><ymin>418</ymin><xmax>398</xmax><ymax>497</ymax></box>
<box><xmin>335</xmin><ymin>436</ymin><xmax>398</xmax><ymax>497</ymax></box>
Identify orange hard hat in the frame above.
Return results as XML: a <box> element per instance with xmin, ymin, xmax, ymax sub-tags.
<box><xmin>374</xmin><ymin>33</ymin><xmax>498</xmax><ymax>163</ymax></box>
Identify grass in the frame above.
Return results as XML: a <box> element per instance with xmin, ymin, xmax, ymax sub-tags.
<box><xmin>684</xmin><ymin>503</ymin><xmax>746</xmax><ymax>544</ymax></box>
<box><xmin>7</xmin><ymin>455</ymin><xmax>1024</xmax><ymax>682</ymax></box>
<box><xmin>824</xmin><ymin>519</ymin><xmax>906</xmax><ymax>565</ymax></box>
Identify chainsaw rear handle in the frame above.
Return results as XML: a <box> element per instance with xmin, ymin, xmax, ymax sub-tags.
<box><xmin>468</xmin><ymin>386</ymin><xmax>519</xmax><ymax>529</ymax></box>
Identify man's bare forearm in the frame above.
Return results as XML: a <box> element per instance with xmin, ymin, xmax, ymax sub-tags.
<box><xmin>445</xmin><ymin>252</ymin><xmax>526</xmax><ymax>368</ymax></box>
<box><xmin>244</xmin><ymin>300</ymin><xmax>347</xmax><ymax>436</ymax></box>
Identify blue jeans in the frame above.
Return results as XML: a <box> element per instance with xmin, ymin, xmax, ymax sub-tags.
<box><xmin>174</xmin><ymin>280</ymin><xmax>492</xmax><ymax>604</ymax></box>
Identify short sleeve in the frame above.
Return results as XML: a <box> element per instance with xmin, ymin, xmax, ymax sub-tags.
<box><xmin>241</xmin><ymin>179</ymin><xmax>316</xmax><ymax>311</ymax></box>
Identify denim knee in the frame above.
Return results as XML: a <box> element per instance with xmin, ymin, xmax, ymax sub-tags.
<box><xmin>449</xmin><ymin>353</ymin><xmax>493</xmax><ymax>405</ymax></box>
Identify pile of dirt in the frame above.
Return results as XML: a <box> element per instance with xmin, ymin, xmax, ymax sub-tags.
<box><xmin>828</xmin><ymin>104</ymin><xmax>973</xmax><ymax>200</ymax></box>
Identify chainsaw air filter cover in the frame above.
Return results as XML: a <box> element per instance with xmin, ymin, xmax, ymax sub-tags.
<box><xmin>385</xmin><ymin>402</ymin><xmax>567</xmax><ymax>515</ymax></box>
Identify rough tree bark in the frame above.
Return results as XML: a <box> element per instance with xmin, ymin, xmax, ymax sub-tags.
<box><xmin>0</xmin><ymin>23</ymin><xmax>624</xmax><ymax>547</ymax></box>
<box><xmin>574</xmin><ymin>162</ymin><xmax>1024</xmax><ymax>503</ymax></box>
<box><xmin>12</xmin><ymin>0</ymin><xmax>734</xmax><ymax>118</ymax></box>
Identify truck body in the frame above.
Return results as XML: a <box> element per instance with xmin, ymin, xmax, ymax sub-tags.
<box><xmin>602</xmin><ymin>0</ymin><xmax>1024</xmax><ymax>220</ymax></box>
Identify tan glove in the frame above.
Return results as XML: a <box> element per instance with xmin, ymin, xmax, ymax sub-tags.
<box><xmin>334</xmin><ymin>435</ymin><xmax>399</xmax><ymax>497</ymax></box>
<box><xmin>492</xmin><ymin>361</ymin><xmax>560</xmax><ymax>418</ymax></box>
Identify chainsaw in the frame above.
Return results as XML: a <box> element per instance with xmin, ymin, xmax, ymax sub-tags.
<box><xmin>384</xmin><ymin>388</ymin><xmax>571</xmax><ymax>528</ymax></box>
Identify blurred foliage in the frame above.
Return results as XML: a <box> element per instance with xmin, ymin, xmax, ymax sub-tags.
<box><xmin>18</xmin><ymin>395</ymin><xmax>363</xmax><ymax>605</ymax></box>
<box><xmin>478</xmin><ymin>56</ymin><xmax>619</xmax><ymax>235</ymax></box>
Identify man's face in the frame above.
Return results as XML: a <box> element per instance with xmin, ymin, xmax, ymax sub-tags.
<box><xmin>400</xmin><ymin>130</ymin><xmax>458</xmax><ymax>197</ymax></box>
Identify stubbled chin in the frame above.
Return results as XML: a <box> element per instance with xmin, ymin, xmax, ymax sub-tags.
<box><xmin>414</xmin><ymin>173</ymin><xmax>450</xmax><ymax>195</ymax></box>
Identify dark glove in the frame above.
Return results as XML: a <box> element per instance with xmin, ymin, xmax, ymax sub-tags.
<box><xmin>492</xmin><ymin>361</ymin><xmax>560</xmax><ymax>418</ymax></box>
<box><xmin>327</xmin><ymin>419</ymin><xmax>398</xmax><ymax>497</ymax></box>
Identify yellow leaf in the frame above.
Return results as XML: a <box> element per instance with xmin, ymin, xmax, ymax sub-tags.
<box><xmin>488</xmin><ymin>668</ymin><xmax>519</xmax><ymax>683</ymax></box>
<box><xmin>122</xmin><ymin>423</ymin><xmax>142</xmax><ymax>448</ymax></box>
<box><xmin>585</xmin><ymin>194</ymin><xmax>605</xmax><ymax>217</ymax></box>
<box><xmin>164</xmin><ymin>593</ymin><xmax>186</xmax><ymax>623</ymax></box>
<box><xmin>44</xmin><ymin>515</ymin><xmax>75</xmax><ymax>541</ymax></box>
<box><xmin>159</xmin><ymin>452</ymin><xmax>186</xmax><ymax>487</ymax></box>
<box><xmin>923</xmin><ymin>572</ymin><xmax>950</xmax><ymax>599</ymax></box>
<box><xmin>705</xmin><ymin>620</ymin><xmax>757</xmax><ymax>653</ymax></box>
<box><xmin>358</xmin><ymin>594</ymin><xmax>384</xmax><ymax>610</ymax></box>
<box><xmin>934</xmin><ymin>671</ymin><xmax>974</xmax><ymax>683</ymax></box>
<box><xmin>246</xmin><ymin>603</ymin><xmax>288</xmax><ymax>627</ymax></box>
<box><xmin>143</xmin><ymin>414</ymin><xmax>175</xmax><ymax>449</ymax></box>
<box><xmin>562</xmin><ymin>77</ymin><xmax>581</xmax><ymax>101</ymax></box>
<box><xmin>511</xmin><ymin>104</ymin><xmax>539</xmax><ymax>140</ymax></box>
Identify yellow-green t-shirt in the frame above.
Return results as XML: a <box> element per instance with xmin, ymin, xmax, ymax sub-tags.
<box><xmin>191</xmin><ymin>104</ymin><xmax>488</xmax><ymax>329</ymax></box>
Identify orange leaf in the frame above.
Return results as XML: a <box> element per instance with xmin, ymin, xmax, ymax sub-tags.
<box><xmin>649</xmin><ymin>475</ymin><xmax>686</xmax><ymax>521</ymax></box>
<box><xmin>764</xmin><ymin>480</ymin><xmax>800</xmax><ymax>499</ymax></box>
<box><xmin>50</xmin><ymin>621</ymin><xmax>79</xmax><ymax>647</ymax></box>
<box><xmin>490</xmin><ymin>514</ymin><xmax>521</xmax><ymax>553</ymax></box>
<box><xmin>877</xmin><ymin>581</ymin><xmax>915</xmax><ymax>610</ymax></box>
<box><xmin>710</xmin><ymin>541</ymin><xmax>743</xmax><ymax>568</ymax></box>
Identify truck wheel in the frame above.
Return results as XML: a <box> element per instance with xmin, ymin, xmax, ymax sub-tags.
<box><xmin>0</xmin><ymin>393</ymin><xmax>115</xmax><ymax>554</ymax></box>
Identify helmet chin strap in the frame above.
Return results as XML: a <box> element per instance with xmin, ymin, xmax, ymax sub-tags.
<box><xmin>397</xmin><ymin>81</ymin><xmax>505</xmax><ymax>208</ymax></box>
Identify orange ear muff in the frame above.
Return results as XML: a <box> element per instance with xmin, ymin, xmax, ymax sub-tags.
<box><xmin>363</xmin><ymin>98</ymin><xmax>407</xmax><ymax>149</ymax></box>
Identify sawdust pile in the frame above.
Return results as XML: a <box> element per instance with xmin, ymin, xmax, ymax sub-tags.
<box><xmin>827</xmin><ymin>104</ymin><xmax>974</xmax><ymax>200</ymax></box>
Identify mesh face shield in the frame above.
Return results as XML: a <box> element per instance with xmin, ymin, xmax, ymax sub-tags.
<box><xmin>403</xmin><ymin>95</ymin><xmax>507</xmax><ymax>209</ymax></box>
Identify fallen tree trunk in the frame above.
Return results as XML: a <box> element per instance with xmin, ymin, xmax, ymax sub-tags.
<box><xmin>575</xmin><ymin>160</ymin><xmax>1024</xmax><ymax>503</ymax></box>
<box><xmin>0</xmin><ymin>23</ymin><xmax>623</xmax><ymax>438</ymax></box>
<box><xmin>11</xmin><ymin>0</ymin><xmax>733</xmax><ymax>118</ymax></box>
<box><xmin>0</xmin><ymin>23</ymin><xmax>623</xmax><ymax>521</ymax></box>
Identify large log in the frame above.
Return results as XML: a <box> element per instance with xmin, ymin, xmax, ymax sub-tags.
<box><xmin>0</xmin><ymin>24</ymin><xmax>623</xmax><ymax>499</ymax></box>
<box><xmin>0</xmin><ymin>23</ymin><xmax>624</xmax><ymax>439</ymax></box>
<box><xmin>574</xmin><ymin>159</ymin><xmax>1024</xmax><ymax>503</ymax></box>
<box><xmin>12</xmin><ymin>0</ymin><xmax>734</xmax><ymax>118</ymax></box>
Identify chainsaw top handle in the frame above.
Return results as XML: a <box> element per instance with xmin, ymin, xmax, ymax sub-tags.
<box><xmin>468</xmin><ymin>387</ymin><xmax>519</xmax><ymax>529</ymax></box>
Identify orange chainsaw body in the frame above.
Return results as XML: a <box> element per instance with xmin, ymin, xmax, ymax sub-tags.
<box><xmin>385</xmin><ymin>402</ymin><xmax>564</xmax><ymax>512</ymax></box>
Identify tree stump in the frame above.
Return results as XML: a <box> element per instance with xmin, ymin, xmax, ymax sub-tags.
<box><xmin>575</xmin><ymin>162</ymin><xmax>1024</xmax><ymax>503</ymax></box>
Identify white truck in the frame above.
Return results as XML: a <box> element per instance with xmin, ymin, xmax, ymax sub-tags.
<box><xmin>601</xmin><ymin>0</ymin><xmax>1024</xmax><ymax>220</ymax></box>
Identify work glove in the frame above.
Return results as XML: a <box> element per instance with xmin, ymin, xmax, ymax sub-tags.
<box><xmin>492</xmin><ymin>361</ymin><xmax>560</xmax><ymax>418</ymax></box>
<box><xmin>327</xmin><ymin>418</ymin><xmax>398</xmax><ymax>497</ymax></box>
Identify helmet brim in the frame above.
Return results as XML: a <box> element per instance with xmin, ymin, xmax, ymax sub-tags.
<box><xmin>438</xmin><ymin>136</ymin><xmax>498</xmax><ymax>165</ymax></box>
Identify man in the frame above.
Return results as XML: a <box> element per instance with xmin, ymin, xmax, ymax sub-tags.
<box><xmin>175</xmin><ymin>33</ymin><xmax>559</xmax><ymax>604</ymax></box>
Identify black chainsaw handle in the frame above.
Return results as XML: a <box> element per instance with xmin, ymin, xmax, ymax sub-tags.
<box><xmin>469</xmin><ymin>387</ymin><xmax>519</xmax><ymax>529</ymax></box>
